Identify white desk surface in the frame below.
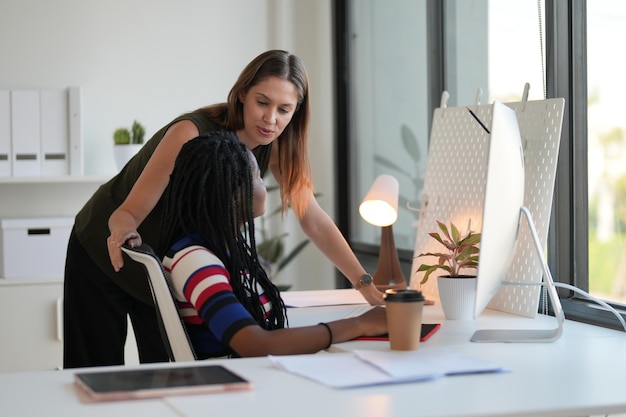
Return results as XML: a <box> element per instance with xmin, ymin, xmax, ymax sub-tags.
<box><xmin>2</xmin><ymin>289</ymin><xmax>626</xmax><ymax>417</ymax></box>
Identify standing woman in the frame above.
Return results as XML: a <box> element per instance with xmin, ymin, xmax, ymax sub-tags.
<box><xmin>63</xmin><ymin>50</ymin><xmax>384</xmax><ymax>368</ymax></box>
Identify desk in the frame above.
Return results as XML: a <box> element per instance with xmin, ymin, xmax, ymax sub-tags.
<box><xmin>1</xmin><ymin>290</ymin><xmax>625</xmax><ymax>417</ymax></box>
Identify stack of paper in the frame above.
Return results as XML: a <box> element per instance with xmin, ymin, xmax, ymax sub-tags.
<box><xmin>269</xmin><ymin>348</ymin><xmax>505</xmax><ymax>389</ymax></box>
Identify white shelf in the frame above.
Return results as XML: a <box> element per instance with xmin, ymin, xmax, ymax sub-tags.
<box><xmin>0</xmin><ymin>278</ymin><xmax>63</xmax><ymax>286</ymax></box>
<box><xmin>0</xmin><ymin>176</ymin><xmax>108</xmax><ymax>220</ymax></box>
<box><xmin>0</xmin><ymin>175</ymin><xmax>110</xmax><ymax>184</ymax></box>
<box><xmin>0</xmin><ymin>172</ymin><xmax>140</xmax><ymax>372</ymax></box>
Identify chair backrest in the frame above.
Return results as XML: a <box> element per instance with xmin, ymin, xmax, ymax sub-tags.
<box><xmin>121</xmin><ymin>244</ymin><xmax>196</xmax><ymax>362</ymax></box>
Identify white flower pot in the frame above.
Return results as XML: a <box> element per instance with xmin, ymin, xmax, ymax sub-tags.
<box><xmin>437</xmin><ymin>275</ymin><xmax>477</xmax><ymax>320</ymax></box>
<box><xmin>113</xmin><ymin>144</ymin><xmax>143</xmax><ymax>171</ymax></box>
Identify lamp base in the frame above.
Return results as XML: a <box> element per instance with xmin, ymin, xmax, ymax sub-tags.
<box><xmin>372</xmin><ymin>225</ymin><xmax>407</xmax><ymax>290</ymax></box>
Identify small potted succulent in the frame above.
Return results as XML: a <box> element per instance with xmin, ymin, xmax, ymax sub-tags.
<box><xmin>113</xmin><ymin>120</ymin><xmax>145</xmax><ymax>170</ymax></box>
<box><xmin>415</xmin><ymin>220</ymin><xmax>481</xmax><ymax>320</ymax></box>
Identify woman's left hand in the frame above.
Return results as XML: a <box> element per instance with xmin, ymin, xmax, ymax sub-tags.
<box><xmin>359</xmin><ymin>285</ymin><xmax>385</xmax><ymax>305</ymax></box>
<box><xmin>107</xmin><ymin>229</ymin><xmax>142</xmax><ymax>272</ymax></box>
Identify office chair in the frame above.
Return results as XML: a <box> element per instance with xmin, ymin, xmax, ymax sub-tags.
<box><xmin>121</xmin><ymin>243</ymin><xmax>196</xmax><ymax>362</ymax></box>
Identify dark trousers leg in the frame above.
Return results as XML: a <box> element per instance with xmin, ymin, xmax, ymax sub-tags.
<box><xmin>63</xmin><ymin>229</ymin><xmax>168</xmax><ymax>368</ymax></box>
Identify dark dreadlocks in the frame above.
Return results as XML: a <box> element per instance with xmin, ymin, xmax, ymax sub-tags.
<box><xmin>158</xmin><ymin>131</ymin><xmax>287</xmax><ymax>330</ymax></box>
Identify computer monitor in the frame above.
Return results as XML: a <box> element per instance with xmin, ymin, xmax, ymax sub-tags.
<box><xmin>473</xmin><ymin>101</ymin><xmax>525</xmax><ymax>317</ymax></box>
<box><xmin>470</xmin><ymin>101</ymin><xmax>564</xmax><ymax>343</ymax></box>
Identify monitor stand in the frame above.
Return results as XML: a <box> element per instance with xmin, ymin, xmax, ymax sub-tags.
<box><xmin>470</xmin><ymin>206</ymin><xmax>564</xmax><ymax>343</ymax></box>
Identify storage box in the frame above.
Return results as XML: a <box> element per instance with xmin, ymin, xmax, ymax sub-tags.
<box><xmin>0</xmin><ymin>217</ymin><xmax>73</xmax><ymax>280</ymax></box>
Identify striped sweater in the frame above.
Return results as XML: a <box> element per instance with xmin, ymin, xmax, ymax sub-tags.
<box><xmin>163</xmin><ymin>239</ymin><xmax>273</xmax><ymax>358</ymax></box>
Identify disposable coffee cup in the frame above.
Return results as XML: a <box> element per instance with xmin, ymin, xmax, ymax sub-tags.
<box><xmin>384</xmin><ymin>289</ymin><xmax>425</xmax><ymax>351</ymax></box>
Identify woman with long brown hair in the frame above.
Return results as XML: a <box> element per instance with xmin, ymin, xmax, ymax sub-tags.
<box><xmin>63</xmin><ymin>50</ymin><xmax>384</xmax><ymax>368</ymax></box>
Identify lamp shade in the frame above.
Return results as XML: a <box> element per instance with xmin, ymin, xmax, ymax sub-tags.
<box><xmin>359</xmin><ymin>174</ymin><xmax>399</xmax><ymax>227</ymax></box>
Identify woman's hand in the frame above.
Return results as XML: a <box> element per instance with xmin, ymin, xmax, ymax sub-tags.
<box><xmin>107</xmin><ymin>232</ymin><xmax>142</xmax><ymax>272</ymax></box>
<box><xmin>353</xmin><ymin>305</ymin><xmax>388</xmax><ymax>337</ymax></box>
<box><xmin>107</xmin><ymin>223</ymin><xmax>142</xmax><ymax>272</ymax></box>
<box><xmin>229</xmin><ymin>306</ymin><xmax>388</xmax><ymax>356</ymax></box>
<box><xmin>359</xmin><ymin>284</ymin><xmax>385</xmax><ymax>306</ymax></box>
<box><xmin>107</xmin><ymin>207</ymin><xmax>144</xmax><ymax>272</ymax></box>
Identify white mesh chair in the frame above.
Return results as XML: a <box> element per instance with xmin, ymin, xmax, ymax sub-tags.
<box><xmin>121</xmin><ymin>244</ymin><xmax>196</xmax><ymax>362</ymax></box>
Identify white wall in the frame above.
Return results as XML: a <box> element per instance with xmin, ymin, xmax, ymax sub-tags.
<box><xmin>264</xmin><ymin>0</ymin><xmax>337</xmax><ymax>290</ymax></box>
<box><xmin>1</xmin><ymin>0</ymin><xmax>269</xmax><ymax>175</ymax></box>
<box><xmin>0</xmin><ymin>0</ymin><xmax>336</xmax><ymax>290</ymax></box>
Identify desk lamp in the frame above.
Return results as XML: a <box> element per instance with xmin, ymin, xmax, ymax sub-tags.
<box><xmin>359</xmin><ymin>174</ymin><xmax>407</xmax><ymax>290</ymax></box>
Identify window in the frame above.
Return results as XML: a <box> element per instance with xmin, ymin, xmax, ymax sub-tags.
<box><xmin>586</xmin><ymin>1</ymin><xmax>626</xmax><ymax>306</ymax></box>
<box><xmin>334</xmin><ymin>0</ymin><xmax>626</xmax><ymax>328</ymax></box>
<box><xmin>342</xmin><ymin>0</ymin><xmax>430</xmax><ymax>254</ymax></box>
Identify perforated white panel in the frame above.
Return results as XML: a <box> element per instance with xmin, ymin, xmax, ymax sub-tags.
<box><xmin>410</xmin><ymin>98</ymin><xmax>564</xmax><ymax>318</ymax></box>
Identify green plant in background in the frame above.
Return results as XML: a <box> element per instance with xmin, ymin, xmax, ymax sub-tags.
<box><xmin>256</xmin><ymin>185</ymin><xmax>318</xmax><ymax>281</ymax></box>
<box><xmin>113</xmin><ymin>127</ymin><xmax>131</xmax><ymax>145</ymax></box>
<box><xmin>114</xmin><ymin>120</ymin><xmax>145</xmax><ymax>145</ymax></box>
<box><xmin>131</xmin><ymin>120</ymin><xmax>146</xmax><ymax>144</ymax></box>
<box><xmin>374</xmin><ymin>124</ymin><xmax>425</xmax><ymax>217</ymax></box>
<box><xmin>588</xmin><ymin>233</ymin><xmax>624</xmax><ymax>295</ymax></box>
<box><xmin>588</xmin><ymin>125</ymin><xmax>626</xmax><ymax>299</ymax></box>
<box><xmin>415</xmin><ymin>220</ymin><xmax>481</xmax><ymax>284</ymax></box>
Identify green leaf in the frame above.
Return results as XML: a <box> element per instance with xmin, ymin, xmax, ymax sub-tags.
<box><xmin>113</xmin><ymin>128</ymin><xmax>131</xmax><ymax>145</ymax></box>
<box><xmin>374</xmin><ymin>155</ymin><xmax>414</xmax><ymax>179</ymax></box>
<box><xmin>459</xmin><ymin>232</ymin><xmax>481</xmax><ymax>246</ymax></box>
<box><xmin>436</xmin><ymin>221</ymin><xmax>452</xmax><ymax>242</ymax></box>
<box><xmin>400</xmin><ymin>124</ymin><xmax>421</xmax><ymax>162</ymax></box>
<box><xmin>419</xmin><ymin>264</ymin><xmax>451</xmax><ymax>285</ymax></box>
<box><xmin>416</xmin><ymin>220</ymin><xmax>481</xmax><ymax>280</ymax></box>
<box><xmin>257</xmin><ymin>234</ymin><xmax>287</xmax><ymax>264</ymax></box>
<box><xmin>427</xmin><ymin>232</ymin><xmax>446</xmax><ymax>247</ymax></box>
<box><xmin>256</xmin><ymin>186</ymin><xmax>321</xmax><ymax>278</ymax></box>
<box><xmin>450</xmin><ymin>222</ymin><xmax>460</xmax><ymax>244</ymax></box>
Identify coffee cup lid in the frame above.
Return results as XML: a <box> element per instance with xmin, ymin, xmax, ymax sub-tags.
<box><xmin>383</xmin><ymin>289</ymin><xmax>425</xmax><ymax>302</ymax></box>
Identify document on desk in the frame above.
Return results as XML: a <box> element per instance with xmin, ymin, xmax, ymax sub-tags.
<box><xmin>269</xmin><ymin>349</ymin><xmax>505</xmax><ymax>389</ymax></box>
<box><xmin>281</xmin><ymin>289</ymin><xmax>368</xmax><ymax>307</ymax></box>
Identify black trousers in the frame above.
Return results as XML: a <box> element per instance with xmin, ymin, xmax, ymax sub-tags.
<box><xmin>63</xmin><ymin>228</ymin><xmax>168</xmax><ymax>368</ymax></box>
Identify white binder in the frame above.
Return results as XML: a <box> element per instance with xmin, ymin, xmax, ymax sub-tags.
<box><xmin>0</xmin><ymin>91</ymin><xmax>10</xmax><ymax>176</ymax></box>
<box><xmin>68</xmin><ymin>86</ymin><xmax>83</xmax><ymax>175</ymax></box>
<box><xmin>40</xmin><ymin>89</ymin><xmax>69</xmax><ymax>176</ymax></box>
<box><xmin>11</xmin><ymin>90</ymin><xmax>41</xmax><ymax>176</ymax></box>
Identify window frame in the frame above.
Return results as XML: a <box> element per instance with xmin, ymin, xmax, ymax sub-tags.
<box><xmin>333</xmin><ymin>0</ymin><xmax>626</xmax><ymax>329</ymax></box>
<box><xmin>332</xmin><ymin>0</ymin><xmax>444</xmax><ymax>289</ymax></box>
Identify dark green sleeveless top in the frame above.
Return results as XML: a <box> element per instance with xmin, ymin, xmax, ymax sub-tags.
<box><xmin>74</xmin><ymin>111</ymin><xmax>272</xmax><ymax>305</ymax></box>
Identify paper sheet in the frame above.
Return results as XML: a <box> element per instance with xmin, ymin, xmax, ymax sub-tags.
<box><xmin>281</xmin><ymin>289</ymin><xmax>369</xmax><ymax>307</ymax></box>
<box><xmin>269</xmin><ymin>348</ymin><xmax>505</xmax><ymax>389</ymax></box>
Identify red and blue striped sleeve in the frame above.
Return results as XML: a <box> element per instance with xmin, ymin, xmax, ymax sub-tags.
<box><xmin>164</xmin><ymin>245</ymin><xmax>257</xmax><ymax>344</ymax></box>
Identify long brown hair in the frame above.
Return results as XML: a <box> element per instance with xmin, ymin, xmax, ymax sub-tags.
<box><xmin>196</xmin><ymin>50</ymin><xmax>312</xmax><ymax>218</ymax></box>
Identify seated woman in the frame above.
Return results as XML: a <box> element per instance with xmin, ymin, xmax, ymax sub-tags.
<box><xmin>157</xmin><ymin>131</ymin><xmax>387</xmax><ymax>359</ymax></box>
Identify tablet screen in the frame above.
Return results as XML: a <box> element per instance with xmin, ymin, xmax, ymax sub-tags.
<box><xmin>355</xmin><ymin>323</ymin><xmax>441</xmax><ymax>342</ymax></box>
<box><xmin>75</xmin><ymin>364</ymin><xmax>251</xmax><ymax>401</ymax></box>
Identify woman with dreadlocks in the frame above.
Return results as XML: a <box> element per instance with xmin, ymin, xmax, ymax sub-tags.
<box><xmin>159</xmin><ymin>133</ymin><xmax>386</xmax><ymax>358</ymax></box>
<box><xmin>64</xmin><ymin>50</ymin><xmax>385</xmax><ymax>368</ymax></box>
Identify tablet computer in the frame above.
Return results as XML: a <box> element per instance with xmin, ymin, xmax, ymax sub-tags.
<box><xmin>355</xmin><ymin>323</ymin><xmax>441</xmax><ymax>342</ymax></box>
<box><xmin>74</xmin><ymin>364</ymin><xmax>251</xmax><ymax>402</ymax></box>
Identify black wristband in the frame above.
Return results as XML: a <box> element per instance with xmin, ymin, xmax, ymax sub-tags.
<box><xmin>318</xmin><ymin>322</ymin><xmax>333</xmax><ymax>349</ymax></box>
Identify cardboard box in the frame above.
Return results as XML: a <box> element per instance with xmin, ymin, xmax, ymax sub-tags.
<box><xmin>0</xmin><ymin>217</ymin><xmax>73</xmax><ymax>280</ymax></box>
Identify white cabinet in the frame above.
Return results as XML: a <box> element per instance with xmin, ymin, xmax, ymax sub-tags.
<box><xmin>0</xmin><ymin>280</ymin><xmax>64</xmax><ymax>372</ymax></box>
<box><xmin>0</xmin><ymin>176</ymin><xmax>139</xmax><ymax>372</ymax></box>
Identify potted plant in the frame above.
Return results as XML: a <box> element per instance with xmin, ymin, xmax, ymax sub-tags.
<box><xmin>256</xmin><ymin>185</ymin><xmax>321</xmax><ymax>291</ymax></box>
<box><xmin>415</xmin><ymin>220</ymin><xmax>481</xmax><ymax>320</ymax></box>
<box><xmin>113</xmin><ymin>120</ymin><xmax>145</xmax><ymax>170</ymax></box>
